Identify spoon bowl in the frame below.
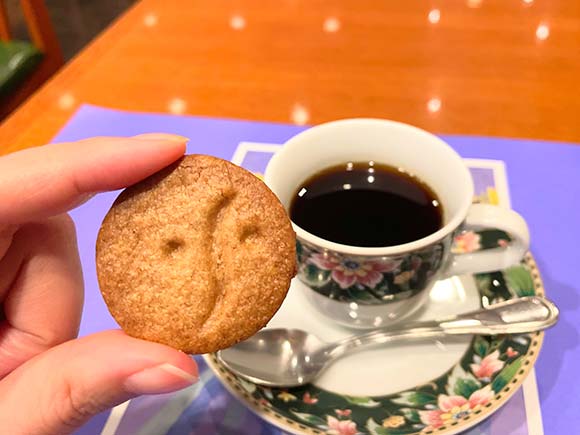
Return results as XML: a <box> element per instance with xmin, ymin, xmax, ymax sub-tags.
<box><xmin>218</xmin><ymin>329</ymin><xmax>328</xmax><ymax>387</ymax></box>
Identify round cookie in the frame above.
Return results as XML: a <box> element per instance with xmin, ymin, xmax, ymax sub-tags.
<box><xmin>96</xmin><ymin>154</ymin><xmax>296</xmax><ymax>354</ymax></box>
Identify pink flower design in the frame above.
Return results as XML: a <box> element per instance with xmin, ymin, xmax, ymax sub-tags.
<box><xmin>419</xmin><ymin>386</ymin><xmax>494</xmax><ymax>429</ymax></box>
<box><xmin>309</xmin><ymin>253</ymin><xmax>401</xmax><ymax>289</ymax></box>
<box><xmin>334</xmin><ymin>409</ymin><xmax>352</xmax><ymax>417</ymax></box>
<box><xmin>303</xmin><ymin>392</ymin><xmax>318</xmax><ymax>404</ymax></box>
<box><xmin>470</xmin><ymin>350</ymin><xmax>505</xmax><ymax>381</ymax></box>
<box><xmin>326</xmin><ymin>416</ymin><xmax>358</xmax><ymax>435</ymax></box>
<box><xmin>453</xmin><ymin>231</ymin><xmax>481</xmax><ymax>254</ymax></box>
<box><xmin>506</xmin><ymin>347</ymin><xmax>519</xmax><ymax>358</ymax></box>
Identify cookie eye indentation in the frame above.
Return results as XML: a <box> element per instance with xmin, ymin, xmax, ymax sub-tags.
<box><xmin>239</xmin><ymin>225</ymin><xmax>260</xmax><ymax>243</ymax></box>
<box><xmin>163</xmin><ymin>238</ymin><xmax>185</xmax><ymax>254</ymax></box>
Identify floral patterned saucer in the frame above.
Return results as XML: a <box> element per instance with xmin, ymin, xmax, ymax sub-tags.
<box><xmin>205</xmin><ymin>235</ymin><xmax>545</xmax><ymax>435</ymax></box>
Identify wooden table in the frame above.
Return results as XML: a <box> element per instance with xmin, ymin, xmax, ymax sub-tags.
<box><xmin>1</xmin><ymin>0</ymin><xmax>579</xmax><ymax>155</ymax></box>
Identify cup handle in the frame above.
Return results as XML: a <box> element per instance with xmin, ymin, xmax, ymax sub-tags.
<box><xmin>442</xmin><ymin>204</ymin><xmax>530</xmax><ymax>278</ymax></box>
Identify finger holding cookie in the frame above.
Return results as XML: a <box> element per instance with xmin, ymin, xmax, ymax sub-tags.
<box><xmin>0</xmin><ymin>134</ymin><xmax>203</xmax><ymax>434</ymax></box>
<box><xmin>0</xmin><ymin>133</ymin><xmax>187</xmax><ymax>224</ymax></box>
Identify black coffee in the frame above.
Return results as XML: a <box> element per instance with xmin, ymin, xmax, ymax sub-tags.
<box><xmin>290</xmin><ymin>162</ymin><xmax>443</xmax><ymax>247</ymax></box>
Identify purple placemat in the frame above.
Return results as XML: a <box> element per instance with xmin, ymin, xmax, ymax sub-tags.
<box><xmin>54</xmin><ymin>105</ymin><xmax>580</xmax><ymax>435</ymax></box>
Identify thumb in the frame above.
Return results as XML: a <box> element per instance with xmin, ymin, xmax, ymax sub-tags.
<box><xmin>0</xmin><ymin>330</ymin><xmax>198</xmax><ymax>434</ymax></box>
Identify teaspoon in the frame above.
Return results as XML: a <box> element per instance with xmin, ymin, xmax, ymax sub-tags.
<box><xmin>217</xmin><ymin>296</ymin><xmax>558</xmax><ymax>387</ymax></box>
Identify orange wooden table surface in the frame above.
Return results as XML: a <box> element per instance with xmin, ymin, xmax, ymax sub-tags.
<box><xmin>1</xmin><ymin>0</ymin><xmax>579</xmax><ymax>155</ymax></box>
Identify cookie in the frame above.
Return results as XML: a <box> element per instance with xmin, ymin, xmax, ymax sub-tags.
<box><xmin>96</xmin><ymin>154</ymin><xmax>296</xmax><ymax>354</ymax></box>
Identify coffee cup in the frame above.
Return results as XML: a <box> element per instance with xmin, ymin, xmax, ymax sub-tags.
<box><xmin>264</xmin><ymin>119</ymin><xmax>529</xmax><ymax>328</ymax></box>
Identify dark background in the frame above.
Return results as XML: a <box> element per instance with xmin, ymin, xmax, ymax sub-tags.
<box><xmin>8</xmin><ymin>0</ymin><xmax>136</xmax><ymax>60</ymax></box>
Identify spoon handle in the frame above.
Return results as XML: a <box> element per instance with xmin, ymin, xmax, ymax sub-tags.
<box><xmin>326</xmin><ymin>296</ymin><xmax>558</xmax><ymax>360</ymax></box>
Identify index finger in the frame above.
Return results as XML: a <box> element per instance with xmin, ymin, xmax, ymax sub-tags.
<box><xmin>0</xmin><ymin>134</ymin><xmax>187</xmax><ymax>224</ymax></box>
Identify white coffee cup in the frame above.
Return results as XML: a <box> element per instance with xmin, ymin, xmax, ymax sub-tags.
<box><xmin>265</xmin><ymin>119</ymin><xmax>529</xmax><ymax>328</ymax></box>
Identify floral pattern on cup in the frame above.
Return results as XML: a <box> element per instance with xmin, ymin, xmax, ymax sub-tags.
<box><xmin>308</xmin><ymin>253</ymin><xmax>402</xmax><ymax>290</ymax></box>
<box><xmin>209</xmin><ymin>236</ymin><xmax>541</xmax><ymax>435</ymax></box>
<box><xmin>452</xmin><ymin>231</ymin><xmax>482</xmax><ymax>254</ymax></box>
<box><xmin>454</xmin><ymin>229</ymin><xmax>512</xmax><ymax>253</ymax></box>
<box><xmin>451</xmin><ymin>230</ymin><xmax>511</xmax><ymax>254</ymax></box>
<box><xmin>296</xmin><ymin>238</ymin><xmax>446</xmax><ymax>305</ymax></box>
<box><xmin>296</xmin><ymin>229</ymin><xmax>513</xmax><ymax>306</ymax></box>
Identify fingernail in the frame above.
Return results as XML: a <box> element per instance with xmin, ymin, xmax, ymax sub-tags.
<box><xmin>132</xmin><ymin>133</ymin><xmax>189</xmax><ymax>142</ymax></box>
<box><xmin>124</xmin><ymin>363</ymin><xmax>198</xmax><ymax>395</ymax></box>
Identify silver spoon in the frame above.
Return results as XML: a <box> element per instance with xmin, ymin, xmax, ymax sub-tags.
<box><xmin>217</xmin><ymin>296</ymin><xmax>558</xmax><ymax>387</ymax></box>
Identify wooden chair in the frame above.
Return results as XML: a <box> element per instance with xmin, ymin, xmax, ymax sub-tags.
<box><xmin>0</xmin><ymin>0</ymin><xmax>63</xmax><ymax>119</ymax></box>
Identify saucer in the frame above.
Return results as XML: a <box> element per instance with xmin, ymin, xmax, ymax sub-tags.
<box><xmin>205</xmin><ymin>247</ymin><xmax>545</xmax><ymax>435</ymax></box>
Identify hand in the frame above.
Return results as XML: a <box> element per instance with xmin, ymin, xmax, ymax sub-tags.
<box><xmin>0</xmin><ymin>134</ymin><xmax>198</xmax><ymax>434</ymax></box>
